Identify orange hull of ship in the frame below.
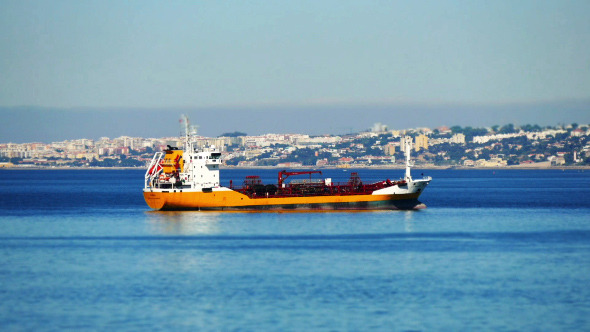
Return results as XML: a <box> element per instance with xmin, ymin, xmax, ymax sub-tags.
<box><xmin>143</xmin><ymin>189</ymin><xmax>423</xmax><ymax>211</ymax></box>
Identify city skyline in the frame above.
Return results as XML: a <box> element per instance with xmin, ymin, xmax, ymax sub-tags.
<box><xmin>2</xmin><ymin>119</ymin><xmax>587</xmax><ymax>169</ymax></box>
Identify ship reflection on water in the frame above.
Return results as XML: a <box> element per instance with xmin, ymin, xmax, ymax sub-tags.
<box><xmin>404</xmin><ymin>210</ymin><xmax>415</xmax><ymax>233</ymax></box>
<box><xmin>146</xmin><ymin>210</ymin><xmax>222</xmax><ymax>235</ymax></box>
<box><xmin>144</xmin><ymin>208</ymin><xmax>424</xmax><ymax>237</ymax></box>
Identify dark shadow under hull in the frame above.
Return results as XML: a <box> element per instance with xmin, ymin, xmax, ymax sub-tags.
<box><xmin>159</xmin><ymin>199</ymin><xmax>427</xmax><ymax>211</ymax></box>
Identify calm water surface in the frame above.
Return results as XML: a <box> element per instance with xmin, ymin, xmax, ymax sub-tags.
<box><xmin>1</xmin><ymin>169</ymin><xmax>589</xmax><ymax>331</ymax></box>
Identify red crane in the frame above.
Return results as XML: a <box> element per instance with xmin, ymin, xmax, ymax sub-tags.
<box><xmin>278</xmin><ymin>170</ymin><xmax>322</xmax><ymax>188</ymax></box>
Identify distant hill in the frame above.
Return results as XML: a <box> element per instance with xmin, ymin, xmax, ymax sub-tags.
<box><xmin>219</xmin><ymin>131</ymin><xmax>247</xmax><ymax>137</ymax></box>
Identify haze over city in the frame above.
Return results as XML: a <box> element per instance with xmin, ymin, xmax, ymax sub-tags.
<box><xmin>1</xmin><ymin>1</ymin><xmax>589</xmax><ymax>142</ymax></box>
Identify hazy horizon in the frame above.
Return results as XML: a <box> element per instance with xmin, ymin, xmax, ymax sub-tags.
<box><xmin>2</xmin><ymin>99</ymin><xmax>589</xmax><ymax>143</ymax></box>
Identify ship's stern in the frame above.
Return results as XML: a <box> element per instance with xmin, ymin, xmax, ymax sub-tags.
<box><xmin>143</xmin><ymin>190</ymin><xmax>167</xmax><ymax>210</ymax></box>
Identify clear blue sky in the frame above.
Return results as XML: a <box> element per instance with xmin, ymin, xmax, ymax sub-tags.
<box><xmin>1</xmin><ymin>1</ymin><xmax>589</xmax><ymax>141</ymax></box>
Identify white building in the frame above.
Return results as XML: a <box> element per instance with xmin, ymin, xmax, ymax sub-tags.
<box><xmin>450</xmin><ymin>133</ymin><xmax>466</xmax><ymax>144</ymax></box>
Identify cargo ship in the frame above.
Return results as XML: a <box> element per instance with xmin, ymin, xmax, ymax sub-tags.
<box><xmin>143</xmin><ymin>117</ymin><xmax>431</xmax><ymax>211</ymax></box>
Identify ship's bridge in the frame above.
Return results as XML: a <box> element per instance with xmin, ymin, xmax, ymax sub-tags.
<box><xmin>188</xmin><ymin>151</ymin><xmax>221</xmax><ymax>164</ymax></box>
<box><xmin>182</xmin><ymin>147</ymin><xmax>221</xmax><ymax>189</ymax></box>
<box><xmin>205</xmin><ymin>152</ymin><xmax>222</xmax><ymax>165</ymax></box>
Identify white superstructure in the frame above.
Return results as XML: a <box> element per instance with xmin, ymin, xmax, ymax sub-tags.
<box><xmin>178</xmin><ymin>146</ymin><xmax>221</xmax><ymax>190</ymax></box>
<box><xmin>144</xmin><ymin>115</ymin><xmax>224</xmax><ymax>191</ymax></box>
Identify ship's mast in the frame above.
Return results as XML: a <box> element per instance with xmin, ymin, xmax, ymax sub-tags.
<box><xmin>180</xmin><ymin>114</ymin><xmax>198</xmax><ymax>151</ymax></box>
<box><xmin>404</xmin><ymin>136</ymin><xmax>413</xmax><ymax>182</ymax></box>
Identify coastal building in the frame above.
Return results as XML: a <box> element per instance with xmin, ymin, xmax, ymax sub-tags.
<box><xmin>383</xmin><ymin>143</ymin><xmax>397</xmax><ymax>156</ymax></box>
<box><xmin>316</xmin><ymin>159</ymin><xmax>329</xmax><ymax>167</ymax></box>
<box><xmin>244</xmin><ymin>149</ymin><xmax>263</xmax><ymax>159</ymax></box>
<box><xmin>472</xmin><ymin>132</ymin><xmax>525</xmax><ymax>144</ymax></box>
<box><xmin>437</xmin><ymin>126</ymin><xmax>452</xmax><ymax>135</ymax></box>
<box><xmin>415</xmin><ymin>135</ymin><xmax>428</xmax><ymax>151</ymax></box>
<box><xmin>194</xmin><ymin>137</ymin><xmax>232</xmax><ymax>150</ymax></box>
<box><xmin>463</xmin><ymin>159</ymin><xmax>475</xmax><ymax>167</ymax></box>
<box><xmin>549</xmin><ymin>156</ymin><xmax>566</xmax><ymax>166</ymax></box>
<box><xmin>277</xmin><ymin>162</ymin><xmax>303</xmax><ymax>168</ymax></box>
<box><xmin>571</xmin><ymin>129</ymin><xmax>585</xmax><ymax>137</ymax></box>
<box><xmin>338</xmin><ymin>157</ymin><xmax>354</xmax><ymax>164</ymax></box>
<box><xmin>296</xmin><ymin>135</ymin><xmax>342</xmax><ymax>146</ymax></box>
<box><xmin>0</xmin><ymin>162</ymin><xmax>14</xmax><ymax>168</ymax></box>
<box><xmin>475</xmin><ymin>158</ymin><xmax>508</xmax><ymax>167</ymax></box>
<box><xmin>450</xmin><ymin>133</ymin><xmax>466</xmax><ymax>144</ymax></box>
<box><xmin>390</xmin><ymin>130</ymin><xmax>402</xmax><ymax>137</ymax></box>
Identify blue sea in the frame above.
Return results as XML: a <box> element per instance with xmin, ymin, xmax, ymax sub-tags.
<box><xmin>1</xmin><ymin>168</ymin><xmax>589</xmax><ymax>331</ymax></box>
